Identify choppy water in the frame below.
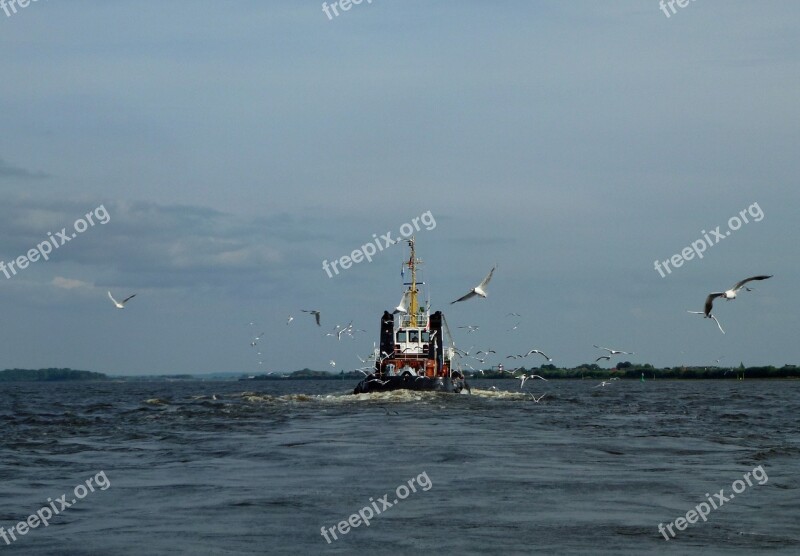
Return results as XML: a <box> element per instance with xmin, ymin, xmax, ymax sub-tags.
<box><xmin>1</xmin><ymin>379</ymin><xmax>799</xmax><ymax>555</ymax></box>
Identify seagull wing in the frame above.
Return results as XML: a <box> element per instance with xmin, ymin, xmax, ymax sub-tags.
<box><xmin>451</xmin><ymin>290</ymin><xmax>477</xmax><ymax>304</ymax></box>
<box><xmin>314</xmin><ymin>312</ymin><xmax>321</xmax><ymax>326</ymax></box>
<box><xmin>107</xmin><ymin>291</ymin><xmax>119</xmax><ymax>305</ymax></box>
<box><xmin>593</xmin><ymin>345</ymin><xmax>614</xmax><ymax>353</ymax></box>
<box><xmin>704</xmin><ymin>293</ymin><xmax>724</xmax><ymax>316</ymax></box>
<box><xmin>710</xmin><ymin>314</ymin><xmax>725</xmax><ymax>334</ymax></box>
<box><xmin>478</xmin><ymin>266</ymin><xmax>496</xmax><ymax>290</ymax></box>
<box><xmin>731</xmin><ymin>275</ymin><xmax>772</xmax><ymax>292</ymax></box>
<box><xmin>121</xmin><ymin>294</ymin><xmax>136</xmax><ymax>304</ymax></box>
<box><xmin>595</xmin><ymin>355</ymin><xmax>610</xmax><ymax>362</ymax></box>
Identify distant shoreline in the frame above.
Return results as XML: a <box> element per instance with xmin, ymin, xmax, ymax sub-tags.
<box><xmin>3</xmin><ymin>365</ymin><xmax>799</xmax><ymax>382</ymax></box>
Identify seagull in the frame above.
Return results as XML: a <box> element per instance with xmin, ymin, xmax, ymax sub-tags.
<box><xmin>528</xmin><ymin>374</ymin><xmax>548</xmax><ymax>382</ymax></box>
<box><xmin>301</xmin><ymin>310</ymin><xmax>321</xmax><ymax>326</ymax></box>
<box><xmin>524</xmin><ymin>349</ymin><xmax>552</xmax><ymax>361</ymax></box>
<box><xmin>329</xmin><ymin>360</ymin><xmax>336</xmax><ymax>367</ymax></box>
<box><xmin>476</xmin><ymin>349</ymin><xmax>496</xmax><ymax>355</ymax></box>
<box><xmin>286</xmin><ymin>316</ymin><xmax>293</xmax><ymax>325</ymax></box>
<box><xmin>458</xmin><ymin>325</ymin><xmax>480</xmax><ymax>333</ymax></box>
<box><xmin>716</xmin><ymin>275</ymin><xmax>773</xmax><ymax>301</ymax></box>
<box><xmin>507</xmin><ymin>322</ymin><xmax>521</xmax><ymax>332</ymax></box>
<box><xmin>689</xmin><ymin>275</ymin><xmax>772</xmax><ymax>334</ymax></box>
<box><xmin>593</xmin><ymin>345</ymin><xmax>634</xmax><ymax>355</ymax></box>
<box><xmin>108</xmin><ymin>291</ymin><xmax>136</xmax><ymax>309</ymax></box>
<box><xmin>506</xmin><ymin>312</ymin><xmax>521</xmax><ymax>317</ymax></box>
<box><xmin>451</xmin><ymin>266</ymin><xmax>496</xmax><ymax>304</ymax></box>
<box><xmin>455</xmin><ymin>346</ymin><xmax>475</xmax><ymax>357</ymax></box>
<box><xmin>595</xmin><ymin>355</ymin><xmax>611</xmax><ymax>362</ymax></box>
<box><xmin>594</xmin><ymin>381</ymin><xmax>614</xmax><ymax>388</ymax></box>
<box><xmin>528</xmin><ymin>392</ymin><xmax>546</xmax><ymax>403</ymax></box>
<box><xmin>518</xmin><ymin>374</ymin><xmax>529</xmax><ymax>388</ymax></box>
<box><xmin>394</xmin><ymin>292</ymin><xmax>411</xmax><ymax>314</ymax></box>
<box><xmin>337</xmin><ymin>322</ymin><xmax>353</xmax><ymax>340</ymax></box>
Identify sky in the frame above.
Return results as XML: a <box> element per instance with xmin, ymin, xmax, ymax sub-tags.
<box><xmin>0</xmin><ymin>1</ymin><xmax>798</xmax><ymax>375</ymax></box>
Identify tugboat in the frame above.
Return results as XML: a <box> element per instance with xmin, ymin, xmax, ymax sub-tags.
<box><xmin>352</xmin><ymin>237</ymin><xmax>469</xmax><ymax>394</ymax></box>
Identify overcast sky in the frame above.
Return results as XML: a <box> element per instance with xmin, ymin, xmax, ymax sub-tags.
<box><xmin>1</xmin><ymin>1</ymin><xmax>797</xmax><ymax>375</ymax></box>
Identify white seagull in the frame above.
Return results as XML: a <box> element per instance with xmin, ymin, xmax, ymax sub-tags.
<box><xmin>689</xmin><ymin>275</ymin><xmax>772</xmax><ymax>334</ymax></box>
<box><xmin>108</xmin><ymin>291</ymin><xmax>136</xmax><ymax>309</ymax></box>
<box><xmin>528</xmin><ymin>392</ymin><xmax>546</xmax><ymax>403</ymax></box>
<box><xmin>286</xmin><ymin>316</ymin><xmax>294</xmax><ymax>325</ymax></box>
<box><xmin>451</xmin><ymin>266</ymin><xmax>496</xmax><ymax>304</ymax></box>
<box><xmin>394</xmin><ymin>292</ymin><xmax>411</xmax><ymax>314</ymax></box>
<box><xmin>715</xmin><ymin>275</ymin><xmax>773</xmax><ymax>301</ymax></box>
<box><xmin>593</xmin><ymin>345</ymin><xmax>634</xmax><ymax>356</ymax></box>
<box><xmin>524</xmin><ymin>349</ymin><xmax>552</xmax><ymax>362</ymax></box>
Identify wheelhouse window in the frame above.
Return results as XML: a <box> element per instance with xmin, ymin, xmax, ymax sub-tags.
<box><xmin>396</xmin><ymin>331</ymin><xmax>407</xmax><ymax>342</ymax></box>
<box><xmin>408</xmin><ymin>330</ymin><xmax>420</xmax><ymax>343</ymax></box>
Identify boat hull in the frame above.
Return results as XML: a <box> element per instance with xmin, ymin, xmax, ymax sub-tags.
<box><xmin>352</xmin><ymin>375</ymin><xmax>469</xmax><ymax>394</ymax></box>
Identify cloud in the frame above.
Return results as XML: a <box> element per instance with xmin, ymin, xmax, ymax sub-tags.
<box><xmin>0</xmin><ymin>196</ymin><xmax>326</xmax><ymax>295</ymax></box>
<box><xmin>51</xmin><ymin>276</ymin><xmax>92</xmax><ymax>289</ymax></box>
<box><xmin>0</xmin><ymin>158</ymin><xmax>49</xmax><ymax>180</ymax></box>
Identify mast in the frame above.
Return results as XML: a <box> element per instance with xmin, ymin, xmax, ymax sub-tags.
<box><xmin>407</xmin><ymin>237</ymin><xmax>419</xmax><ymax>319</ymax></box>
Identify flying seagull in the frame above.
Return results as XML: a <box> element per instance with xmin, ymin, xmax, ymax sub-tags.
<box><xmin>593</xmin><ymin>345</ymin><xmax>634</xmax><ymax>355</ymax></box>
<box><xmin>524</xmin><ymin>349</ymin><xmax>552</xmax><ymax>362</ymax></box>
<box><xmin>715</xmin><ymin>275</ymin><xmax>773</xmax><ymax>301</ymax></box>
<box><xmin>528</xmin><ymin>392</ymin><xmax>546</xmax><ymax>403</ymax></box>
<box><xmin>451</xmin><ymin>266</ymin><xmax>496</xmax><ymax>304</ymax></box>
<box><xmin>108</xmin><ymin>291</ymin><xmax>136</xmax><ymax>309</ymax></box>
<box><xmin>286</xmin><ymin>316</ymin><xmax>294</xmax><ymax>325</ymax></box>
<box><xmin>393</xmin><ymin>292</ymin><xmax>411</xmax><ymax>314</ymax></box>
<box><xmin>301</xmin><ymin>310</ymin><xmax>321</xmax><ymax>326</ymax></box>
<box><xmin>689</xmin><ymin>275</ymin><xmax>772</xmax><ymax>334</ymax></box>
